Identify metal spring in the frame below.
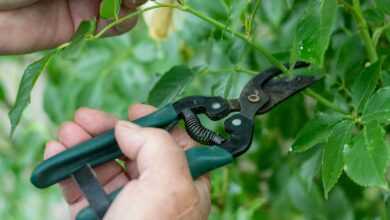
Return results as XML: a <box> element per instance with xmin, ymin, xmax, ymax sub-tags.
<box><xmin>182</xmin><ymin>110</ymin><xmax>225</xmax><ymax>145</ymax></box>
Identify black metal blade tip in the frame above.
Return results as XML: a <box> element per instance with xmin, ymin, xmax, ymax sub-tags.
<box><xmin>257</xmin><ymin>75</ymin><xmax>320</xmax><ymax>114</ymax></box>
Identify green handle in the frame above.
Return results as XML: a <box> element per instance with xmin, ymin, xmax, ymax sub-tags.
<box><xmin>31</xmin><ymin>104</ymin><xmax>178</xmax><ymax>188</ymax></box>
<box><xmin>76</xmin><ymin>146</ymin><xmax>234</xmax><ymax>220</ymax></box>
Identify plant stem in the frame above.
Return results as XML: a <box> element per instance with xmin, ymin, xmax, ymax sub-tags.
<box><xmin>95</xmin><ymin>3</ymin><xmax>348</xmax><ymax>115</ymax></box>
<box><xmin>304</xmin><ymin>88</ymin><xmax>348</xmax><ymax>114</ymax></box>
<box><xmin>246</xmin><ymin>0</ymin><xmax>262</xmax><ymax>37</ymax></box>
<box><xmin>339</xmin><ymin>0</ymin><xmax>378</xmax><ymax>63</ymax></box>
<box><xmin>234</xmin><ymin>66</ymin><xmax>259</xmax><ymax>75</ymax></box>
<box><xmin>95</xmin><ymin>5</ymin><xmax>165</xmax><ymax>38</ymax></box>
<box><xmin>95</xmin><ymin>3</ymin><xmax>288</xmax><ymax>74</ymax></box>
<box><xmin>208</xmin><ymin>66</ymin><xmax>258</xmax><ymax>75</ymax></box>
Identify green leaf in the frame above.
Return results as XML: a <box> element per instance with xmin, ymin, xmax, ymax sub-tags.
<box><xmin>286</xmin><ymin>175</ymin><xmax>325</xmax><ymax>219</ymax></box>
<box><xmin>292</xmin><ymin>0</ymin><xmax>337</xmax><ymax>66</ymax></box>
<box><xmin>292</xmin><ymin>113</ymin><xmax>343</xmax><ymax>152</ymax></box>
<box><xmin>148</xmin><ymin>66</ymin><xmax>196</xmax><ymax>107</ymax></box>
<box><xmin>325</xmin><ymin>188</ymin><xmax>354</xmax><ymax>220</ymax></box>
<box><xmin>262</xmin><ymin>0</ymin><xmax>287</xmax><ymax>27</ymax></box>
<box><xmin>100</xmin><ymin>0</ymin><xmax>122</xmax><ymax>19</ymax></box>
<box><xmin>375</xmin><ymin>0</ymin><xmax>390</xmax><ymax>15</ymax></box>
<box><xmin>8</xmin><ymin>52</ymin><xmax>56</xmax><ymax>135</ymax></box>
<box><xmin>0</xmin><ymin>80</ymin><xmax>6</xmax><ymax>103</ymax></box>
<box><xmin>299</xmin><ymin>147</ymin><xmax>322</xmax><ymax>188</ymax></box>
<box><xmin>362</xmin><ymin>86</ymin><xmax>390</xmax><ymax>124</ymax></box>
<box><xmin>43</xmin><ymin>83</ymin><xmax>67</xmax><ymax>124</ymax></box>
<box><xmin>344</xmin><ymin>121</ymin><xmax>389</xmax><ymax>188</ymax></box>
<box><xmin>351</xmin><ymin>62</ymin><xmax>381</xmax><ymax>112</ymax></box>
<box><xmin>384</xmin><ymin>70</ymin><xmax>390</xmax><ymax>87</ymax></box>
<box><xmin>77</xmin><ymin>78</ymin><xmax>105</xmax><ymax>109</ymax></box>
<box><xmin>211</xmin><ymin>72</ymin><xmax>235</xmax><ymax>98</ymax></box>
<box><xmin>61</xmin><ymin>20</ymin><xmax>96</xmax><ymax>59</ymax></box>
<box><xmin>322</xmin><ymin>120</ymin><xmax>353</xmax><ymax>197</ymax></box>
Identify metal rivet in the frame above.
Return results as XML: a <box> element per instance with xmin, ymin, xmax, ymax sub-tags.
<box><xmin>248</xmin><ymin>94</ymin><xmax>260</xmax><ymax>103</ymax></box>
<box><xmin>232</xmin><ymin>119</ymin><xmax>242</xmax><ymax>126</ymax></box>
<box><xmin>212</xmin><ymin>102</ymin><xmax>222</xmax><ymax>110</ymax></box>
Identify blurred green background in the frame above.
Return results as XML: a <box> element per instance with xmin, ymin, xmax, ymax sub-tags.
<box><xmin>1</xmin><ymin>0</ymin><xmax>390</xmax><ymax>219</ymax></box>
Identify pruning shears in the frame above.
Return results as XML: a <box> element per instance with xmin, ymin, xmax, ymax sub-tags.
<box><xmin>31</xmin><ymin>62</ymin><xmax>318</xmax><ymax>220</ymax></box>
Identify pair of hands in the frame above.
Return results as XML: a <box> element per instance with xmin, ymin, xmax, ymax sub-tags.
<box><xmin>1</xmin><ymin>1</ymin><xmax>211</xmax><ymax>219</ymax></box>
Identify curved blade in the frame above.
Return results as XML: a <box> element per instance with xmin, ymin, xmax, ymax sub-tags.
<box><xmin>239</xmin><ymin>61</ymin><xmax>310</xmax><ymax>100</ymax></box>
<box><xmin>257</xmin><ymin>75</ymin><xmax>320</xmax><ymax>114</ymax></box>
<box><xmin>237</xmin><ymin>62</ymin><xmax>313</xmax><ymax>117</ymax></box>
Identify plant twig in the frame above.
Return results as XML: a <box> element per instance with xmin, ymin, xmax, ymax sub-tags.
<box><xmin>208</xmin><ymin>66</ymin><xmax>258</xmax><ymax>75</ymax></box>
<box><xmin>94</xmin><ymin>3</ymin><xmax>288</xmax><ymax>74</ymax></box>
<box><xmin>94</xmin><ymin>5</ymin><xmax>165</xmax><ymax>38</ymax></box>
<box><xmin>304</xmin><ymin>88</ymin><xmax>348</xmax><ymax>114</ymax></box>
<box><xmin>338</xmin><ymin>0</ymin><xmax>378</xmax><ymax>63</ymax></box>
<box><xmin>94</xmin><ymin>3</ymin><xmax>351</xmax><ymax>116</ymax></box>
<box><xmin>246</xmin><ymin>0</ymin><xmax>262</xmax><ymax>37</ymax></box>
<box><xmin>352</xmin><ymin>0</ymin><xmax>378</xmax><ymax>63</ymax></box>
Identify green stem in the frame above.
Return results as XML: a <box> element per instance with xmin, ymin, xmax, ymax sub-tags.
<box><xmin>207</xmin><ymin>66</ymin><xmax>258</xmax><ymax>75</ymax></box>
<box><xmin>351</xmin><ymin>0</ymin><xmax>378</xmax><ymax>63</ymax></box>
<box><xmin>95</xmin><ymin>3</ymin><xmax>288</xmax><ymax>74</ymax></box>
<box><xmin>337</xmin><ymin>0</ymin><xmax>377</xmax><ymax>62</ymax></box>
<box><xmin>304</xmin><ymin>88</ymin><xmax>348</xmax><ymax>114</ymax></box>
<box><xmin>246</xmin><ymin>0</ymin><xmax>262</xmax><ymax>37</ymax></box>
<box><xmin>234</xmin><ymin>66</ymin><xmax>258</xmax><ymax>75</ymax></box>
<box><xmin>94</xmin><ymin>5</ymin><xmax>165</xmax><ymax>38</ymax></box>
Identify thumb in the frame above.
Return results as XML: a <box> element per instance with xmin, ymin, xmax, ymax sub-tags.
<box><xmin>106</xmin><ymin>121</ymin><xmax>198</xmax><ymax>220</ymax></box>
<box><xmin>115</xmin><ymin>121</ymin><xmax>191</xmax><ymax>181</ymax></box>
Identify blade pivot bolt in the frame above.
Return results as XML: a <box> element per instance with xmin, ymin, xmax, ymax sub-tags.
<box><xmin>248</xmin><ymin>94</ymin><xmax>260</xmax><ymax>103</ymax></box>
<box><xmin>232</xmin><ymin>119</ymin><xmax>242</xmax><ymax>127</ymax></box>
<box><xmin>212</xmin><ymin>102</ymin><xmax>222</xmax><ymax>110</ymax></box>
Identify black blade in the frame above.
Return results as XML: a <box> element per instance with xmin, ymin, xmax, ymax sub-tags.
<box><xmin>237</xmin><ymin>62</ymin><xmax>314</xmax><ymax>118</ymax></box>
<box><xmin>257</xmin><ymin>75</ymin><xmax>321</xmax><ymax>114</ymax></box>
<box><xmin>241</xmin><ymin>61</ymin><xmax>310</xmax><ymax>94</ymax></box>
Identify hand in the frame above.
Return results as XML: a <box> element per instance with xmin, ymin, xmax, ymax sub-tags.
<box><xmin>44</xmin><ymin>104</ymin><xmax>211</xmax><ymax>220</ymax></box>
<box><xmin>0</xmin><ymin>0</ymin><xmax>146</xmax><ymax>54</ymax></box>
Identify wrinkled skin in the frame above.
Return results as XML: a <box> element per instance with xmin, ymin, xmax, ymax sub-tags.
<box><xmin>44</xmin><ymin>104</ymin><xmax>211</xmax><ymax>220</ymax></box>
<box><xmin>0</xmin><ymin>0</ymin><xmax>146</xmax><ymax>54</ymax></box>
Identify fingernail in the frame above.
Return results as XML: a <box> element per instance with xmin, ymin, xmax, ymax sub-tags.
<box><xmin>116</xmin><ymin>121</ymin><xmax>145</xmax><ymax>153</ymax></box>
<box><xmin>117</xmin><ymin>120</ymin><xmax>140</xmax><ymax>129</ymax></box>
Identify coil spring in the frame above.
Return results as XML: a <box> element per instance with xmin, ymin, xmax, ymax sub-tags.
<box><xmin>183</xmin><ymin>110</ymin><xmax>225</xmax><ymax>145</ymax></box>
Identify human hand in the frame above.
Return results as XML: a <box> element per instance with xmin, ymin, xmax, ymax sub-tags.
<box><xmin>0</xmin><ymin>0</ymin><xmax>146</xmax><ymax>54</ymax></box>
<box><xmin>44</xmin><ymin>104</ymin><xmax>211</xmax><ymax>220</ymax></box>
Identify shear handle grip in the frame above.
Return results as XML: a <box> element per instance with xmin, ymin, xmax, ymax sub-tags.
<box><xmin>76</xmin><ymin>146</ymin><xmax>234</xmax><ymax>220</ymax></box>
<box><xmin>31</xmin><ymin>104</ymin><xmax>179</xmax><ymax>188</ymax></box>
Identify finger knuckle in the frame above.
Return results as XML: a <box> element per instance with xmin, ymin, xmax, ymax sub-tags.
<box><xmin>74</xmin><ymin>107</ymin><xmax>88</xmax><ymax>120</ymax></box>
<box><xmin>58</xmin><ymin>121</ymin><xmax>74</xmax><ymax>133</ymax></box>
<box><xmin>146</xmin><ymin>128</ymin><xmax>172</xmax><ymax>140</ymax></box>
